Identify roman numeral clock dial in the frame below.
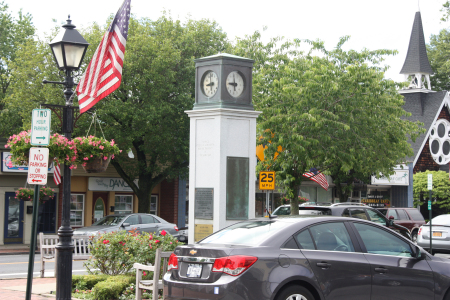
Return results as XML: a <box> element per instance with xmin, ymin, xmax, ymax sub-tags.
<box><xmin>226</xmin><ymin>71</ymin><xmax>245</xmax><ymax>98</ymax></box>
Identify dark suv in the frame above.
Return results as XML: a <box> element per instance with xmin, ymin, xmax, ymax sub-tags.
<box><xmin>377</xmin><ymin>207</ymin><xmax>425</xmax><ymax>243</ymax></box>
<box><xmin>274</xmin><ymin>204</ymin><xmax>412</xmax><ymax>240</ymax></box>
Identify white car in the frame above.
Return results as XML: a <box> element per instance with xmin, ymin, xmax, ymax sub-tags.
<box><xmin>417</xmin><ymin>214</ymin><xmax>450</xmax><ymax>254</ymax></box>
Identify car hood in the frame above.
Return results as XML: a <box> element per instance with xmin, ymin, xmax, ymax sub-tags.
<box><xmin>73</xmin><ymin>225</ymin><xmax>119</xmax><ymax>235</ymax></box>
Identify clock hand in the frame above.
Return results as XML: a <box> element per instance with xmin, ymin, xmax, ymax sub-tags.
<box><xmin>228</xmin><ymin>81</ymin><xmax>237</xmax><ymax>91</ymax></box>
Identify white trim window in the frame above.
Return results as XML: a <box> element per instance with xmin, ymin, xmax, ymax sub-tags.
<box><xmin>150</xmin><ymin>195</ymin><xmax>158</xmax><ymax>215</ymax></box>
<box><xmin>70</xmin><ymin>194</ymin><xmax>85</xmax><ymax>227</ymax></box>
<box><xmin>115</xmin><ymin>195</ymin><xmax>133</xmax><ymax>214</ymax></box>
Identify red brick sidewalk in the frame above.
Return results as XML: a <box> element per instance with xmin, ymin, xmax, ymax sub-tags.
<box><xmin>0</xmin><ymin>277</ymin><xmax>56</xmax><ymax>299</ymax></box>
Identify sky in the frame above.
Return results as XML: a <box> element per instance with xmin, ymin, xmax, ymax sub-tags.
<box><xmin>6</xmin><ymin>0</ymin><xmax>449</xmax><ymax>82</ymax></box>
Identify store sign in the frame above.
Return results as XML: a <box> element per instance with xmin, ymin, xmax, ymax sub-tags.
<box><xmin>371</xmin><ymin>169</ymin><xmax>409</xmax><ymax>186</ymax></box>
<box><xmin>361</xmin><ymin>195</ymin><xmax>391</xmax><ymax>208</ymax></box>
<box><xmin>88</xmin><ymin>177</ymin><xmax>139</xmax><ymax>191</ymax></box>
<box><xmin>1</xmin><ymin>152</ymin><xmax>54</xmax><ymax>173</ymax></box>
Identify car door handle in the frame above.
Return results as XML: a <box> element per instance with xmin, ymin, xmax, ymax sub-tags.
<box><xmin>316</xmin><ymin>262</ymin><xmax>331</xmax><ymax>269</ymax></box>
<box><xmin>374</xmin><ymin>267</ymin><xmax>388</xmax><ymax>273</ymax></box>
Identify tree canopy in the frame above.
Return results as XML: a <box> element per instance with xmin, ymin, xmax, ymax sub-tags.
<box><xmin>3</xmin><ymin>13</ymin><xmax>230</xmax><ymax>212</ymax></box>
<box><xmin>428</xmin><ymin>28</ymin><xmax>450</xmax><ymax>92</ymax></box>
<box><xmin>234</xmin><ymin>33</ymin><xmax>423</xmax><ymax>213</ymax></box>
<box><xmin>413</xmin><ymin>171</ymin><xmax>450</xmax><ymax>212</ymax></box>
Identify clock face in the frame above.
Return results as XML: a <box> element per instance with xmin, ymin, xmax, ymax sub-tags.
<box><xmin>226</xmin><ymin>71</ymin><xmax>245</xmax><ymax>98</ymax></box>
<box><xmin>202</xmin><ymin>71</ymin><xmax>219</xmax><ymax>97</ymax></box>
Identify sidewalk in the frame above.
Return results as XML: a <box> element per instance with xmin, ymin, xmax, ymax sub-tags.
<box><xmin>0</xmin><ymin>244</ymin><xmax>38</xmax><ymax>255</ymax></box>
<box><xmin>0</xmin><ymin>277</ymin><xmax>56</xmax><ymax>299</ymax></box>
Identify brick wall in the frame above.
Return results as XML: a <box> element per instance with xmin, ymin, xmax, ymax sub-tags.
<box><xmin>414</xmin><ymin>107</ymin><xmax>450</xmax><ymax>173</ymax></box>
<box><xmin>159</xmin><ymin>178</ymin><xmax>179</xmax><ymax>225</ymax></box>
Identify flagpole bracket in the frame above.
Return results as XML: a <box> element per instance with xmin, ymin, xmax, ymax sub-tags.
<box><xmin>40</xmin><ymin>103</ymin><xmax>85</xmax><ymax>131</ymax></box>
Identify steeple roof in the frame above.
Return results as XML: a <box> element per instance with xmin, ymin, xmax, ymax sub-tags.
<box><xmin>400</xmin><ymin>12</ymin><xmax>433</xmax><ymax>75</ymax></box>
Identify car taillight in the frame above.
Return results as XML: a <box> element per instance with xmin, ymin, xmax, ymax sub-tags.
<box><xmin>212</xmin><ymin>255</ymin><xmax>257</xmax><ymax>276</ymax></box>
<box><xmin>168</xmin><ymin>253</ymin><xmax>178</xmax><ymax>271</ymax></box>
<box><xmin>174</xmin><ymin>226</ymin><xmax>179</xmax><ymax>231</ymax></box>
<box><xmin>418</xmin><ymin>228</ymin><xmax>422</xmax><ymax>235</ymax></box>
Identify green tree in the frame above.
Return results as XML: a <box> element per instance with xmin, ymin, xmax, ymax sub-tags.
<box><xmin>4</xmin><ymin>14</ymin><xmax>230</xmax><ymax>212</ymax></box>
<box><xmin>235</xmin><ymin>34</ymin><xmax>423</xmax><ymax>214</ymax></box>
<box><xmin>0</xmin><ymin>1</ymin><xmax>35</xmax><ymax>137</ymax></box>
<box><xmin>413</xmin><ymin>171</ymin><xmax>450</xmax><ymax>211</ymax></box>
<box><xmin>427</xmin><ymin>28</ymin><xmax>450</xmax><ymax>91</ymax></box>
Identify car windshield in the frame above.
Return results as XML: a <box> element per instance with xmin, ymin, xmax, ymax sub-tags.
<box><xmin>273</xmin><ymin>207</ymin><xmax>323</xmax><ymax>216</ymax></box>
<box><xmin>200</xmin><ymin>221</ymin><xmax>288</xmax><ymax>246</ymax></box>
<box><xmin>92</xmin><ymin>215</ymin><xmax>127</xmax><ymax>226</ymax></box>
<box><xmin>430</xmin><ymin>214</ymin><xmax>450</xmax><ymax>226</ymax></box>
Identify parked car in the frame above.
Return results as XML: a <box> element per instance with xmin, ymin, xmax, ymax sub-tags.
<box><xmin>73</xmin><ymin>213</ymin><xmax>179</xmax><ymax>238</ymax></box>
<box><xmin>377</xmin><ymin>207</ymin><xmax>426</xmax><ymax>243</ymax></box>
<box><xmin>177</xmin><ymin>226</ymin><xmax>188</xmax><ymax>243</ymax></box>
<box><xmin>164</xmin><ymin>215</ymin><xmax>448</xmax><ymax>300</ymax></box>
<box><xmin>417</xmin><ymin>214</ymin><xmax>450</xmax><ymax>254</ymax></box>
<box><xmin>273</xmin><ymin>204</ymin><xmax>411</xmax><ymax>240</ymax></box>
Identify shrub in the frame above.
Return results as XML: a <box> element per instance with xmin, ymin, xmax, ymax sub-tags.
<box><xmin>92</xmin><ymin>275</ymin><xmax>135</xmax><ymax>300</ymax></box>
<box><xmin>72</xmin><ymin>274</ymin><xmax>109</xmax><ymax>291</ymax></box>
<box><xmin>84</xmin><ymin>228</ymin><xmax>180</xmax><ymax>275</ymax></box>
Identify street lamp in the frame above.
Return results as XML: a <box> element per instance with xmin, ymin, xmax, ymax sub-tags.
<box><xmin>43</xmin><ymin>16</ymin><xmax>89</xmax><ymax>300</ymax></box>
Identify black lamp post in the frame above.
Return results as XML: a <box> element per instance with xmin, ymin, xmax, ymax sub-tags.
<box><xmin>43</xmin><ymin>16</ymin><xmax>89</xmax><ymax>300</ymax></box>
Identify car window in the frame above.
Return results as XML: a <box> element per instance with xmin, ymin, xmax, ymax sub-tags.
<box><xmin>407</xmin><ymin>209</ymin><xmax>424</xmax><ymax>221</ymax></box>
<box><xmin>396</xmin><ymin>209</ymin><xmax>409</xmax><ymax>220</ymax></box>
<box><xmin>295</xmin><ymin>230</ymin><xmax>315</xmax><ymax>250</ymax></box>
<box><xmin>93</xmin><ymin>215</ymin><xmax>127</xmax><ymax>226</ymax></box>
<box><xmin>125</xmin><ymin>215</ymin><xmax>139</xmax><ymax>225</ymax></box>
<box><xmin>349</xmin><ymin>209</ymin><xmax>368</xmax><ymax>220</ymax></box>
<box><xmin>273</xmin><ymin>206</ymin><xmax>291</xmax><ymax>215</ymax></box>
<box><xmin>308</xmin><ymin>222</ymin><xmax>355</xmax><ymax>252</ymax></box>
<box><xmin>140</xmin><ymin>215</ymin><xmax>155</xmax><ymax>224</ymax></box>
<box><xmin>342</xmin><ymin>209</ymin><xmax>350</xmax><ymax>217</ymax></box>
<box><xmin>387</xmin><ymin>209</ymin><xmax>399</xmax><ymax>220</ymax></box>
<box><xmin>378</xmin><ymin>209</ymin><xmax>388</xmax><ymax>216</ymax></box>
<box><xmin>366</xmin><ymin>209</ymin><xmax>386</xmax><ymax>225</ymax></box>
<box><xmin>353</xmin><ymin>222</ymin><xmax>413</xmax><ymax>257</ymax></box>
<box><xmin>282</xmin><ymin>237</ymin><xmax>299</xmax><ymax>249</ymax></box>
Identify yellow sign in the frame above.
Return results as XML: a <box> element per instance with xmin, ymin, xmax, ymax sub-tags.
<box><xmin>194</xmin><ymin>224</ymin><xmax>213</xmax><ymax>242</ymax></box>
<box><xmin>259</xmin><ymin>171</ymin><xmax>276</xmax><ymax>190</ymax></box>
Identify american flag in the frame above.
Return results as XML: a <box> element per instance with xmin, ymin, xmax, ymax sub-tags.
<box><xmin>76</xmin><ymin>0</ymin><xmax>131</xmax><ymax>114</ymax></box>
<box><xmin>303</xmin><ymin>168</ymin><xmax>329</xmax><ymax>191</ymax></box>
<box><xmin>53</xmin><ymin>162</ymin><xmax>61</xmax><ymax>186</ymax></box>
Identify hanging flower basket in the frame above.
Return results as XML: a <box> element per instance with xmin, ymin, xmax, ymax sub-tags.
<box><xmin>15</xmin><ymin>187</ymin><xmax>55</xmax><ymax>203</ymax></box>
<box><xmin>82</xmin><ymin>156</ymin><xmax>111</xmax><ymax>173</ymax></box>
<box><xmin>73</xmin><ymin>136</ymin><xmax>120</xmax><ymax>174</ymax></box>
<box><xmin>6</xmin><ymin>131</ymin><xmax>77</xmax><ymax>166</ymax></box>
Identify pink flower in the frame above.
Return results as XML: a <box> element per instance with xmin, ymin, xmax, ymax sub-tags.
<box><xmin>84</xmin><ymin>157</ymin><xmax>89</xmax><ymax>161</ymax></box>
<box><xmin>103</xmin><ymin>156</ymin><xmax>108</xmax><ymax>160</ymax></box>
<box><xmin>143</xmin><ymin>271</ymin><xmax>147</xmax><ymax>276</ymax></box>
<box><xmin>170</xmin><ymin>242</ymin><xmax>172</xmax><ymax>244</ymax></box>
<box><xmin>154</xmin><ymin>240</ymin><xmax>160</xmax><ymax>244</ymax></box>
<box><xmin>111</xmin><ymin>155</ymin><xmax>115</xmax><ymax>159</ymax></box>
<box><xmin>110</xmin><ymin>140</ymin><xmax>115</xmax><ymax>146</ymax></box>
<box><xmin>161</xmin><ymin>230</ymin><xmax>167</xmax><ymax>236</ymax></box>
<box><xmin>103</xmin><ymin>240</ymin><xmax>109</xmax><ymax>244</ymax></box>
<box><xmin>90</xmin><ymin>155</ymin><xmax>93</xmax><ymax>157</ymax></box>
<box><xmin>99</xmin><ymin>145</ymin><xmax>104</xmax><ymax>150</ymax></box>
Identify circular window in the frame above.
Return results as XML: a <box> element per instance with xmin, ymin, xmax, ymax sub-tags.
<box><xmin>430</xmin><ymin>119</ymin><xmax>450</xmax><ymax>165</ymax></box>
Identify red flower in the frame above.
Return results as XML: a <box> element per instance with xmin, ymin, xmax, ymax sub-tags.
<box><xmin>161</xmin><ymin>230</ymin><xmax>167</xmax><ymax>236</ymax></box>
<box><xmin>103</xmin><ymin>240</ymin><xmax>109</xmax><ymax>244</ymax></box>
<box><xmin>154</xmin><ymin>240</ymin><xmax>160</xmax><ymax>243</ymax></box>
<box><xmin>143</xmin><ymin>271</ymin><xmax>147</xmax><ymax>276</ymax></box>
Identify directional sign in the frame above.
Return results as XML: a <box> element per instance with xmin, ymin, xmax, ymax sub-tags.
<box><xmin>259</xmin><ymin>171</ymin><xmax>276</xmax><ymax>190</ymax></box>
<box><xmin>27</xmin><ymin>147</ymin><xmax>49</xmax><ymax>185</ymax></box>
<box><xmin>31</xmin><ymin>109</ymin><xmax>51</xmax><ymax>146</ymax></box>
<box><xmin>427</xmin><ymin>174</ymin><xmax>433</xmax><ymax>190</ymax></box>
<box><xmin>428</xmin><ymin>200</ymin><xmax>432</xmax><ymax>210</ymax></box>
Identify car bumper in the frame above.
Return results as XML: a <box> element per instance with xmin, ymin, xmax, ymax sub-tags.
<box><xmin>163</xmin><ymin>272</ymin><xmax>268</xmax><ymax>300</ymax></box>
<box><xmin>417</xmin><ymin>235</ymin><xmax>450</xmax><ymax>251</ymax></box>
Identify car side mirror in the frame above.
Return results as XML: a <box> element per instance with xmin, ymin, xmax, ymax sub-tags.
<box><xmin>122</xmin><ymin>222</ymin><xmax>130</xmax><ymax>227</ymax></box>
<box><xmin>414</xmin><ymin>246</ymin><xmax>424</xmax><ymax>260</ymax></box>
<box><xmin>387</xmin><ymin>216</ymin><xmax>394</xmax><ymax>226</ymax></box>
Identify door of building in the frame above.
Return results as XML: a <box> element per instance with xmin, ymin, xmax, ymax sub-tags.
<box><xmin>93</xmin><ymin>192</ymin><xmax>108</xmax><ymax>223</ymax></box>
<box><xmin>38</xmin><ymin>195</ymin><xmax>57</xmax><ymax>233</ymax></box>
<box><xmin>3</xmin><ymin>192</ymin><xmax>24</xmax><ymax>244</ymax></box>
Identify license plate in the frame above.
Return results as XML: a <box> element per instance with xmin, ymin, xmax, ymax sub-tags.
<box><xmin>186</xmin><ymin>264</ymin><xmax>202</xmax><ymax>278</ymax></box>
<box><xmin>433</xmin><ymin>232</ymin><xmax>442</xmax><ymax>237</ymax></box>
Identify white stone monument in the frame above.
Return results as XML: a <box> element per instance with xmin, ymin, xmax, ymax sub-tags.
<box><xmin>185</xmin><ymin>54</ymin><xmax>261</xmax><ymax>244</ymax></box>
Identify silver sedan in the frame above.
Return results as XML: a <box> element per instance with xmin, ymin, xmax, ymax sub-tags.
<box><xmin>417</xmin><ymin>214</ymin><xmax>450</xmax><ymax>254</ymax></box>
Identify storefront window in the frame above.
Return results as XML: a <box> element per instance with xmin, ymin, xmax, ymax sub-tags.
<box><xmin>115</xmin><ymin>195</ymin><xmax>133</xmax><ymax>214</ymax></box>
<box><xmin>299</xmin><ymin>186</ymin><xmax>332</xmax><ymax>203</ymax></box>
<box><xmin>70</xmin><ymin>194</ymin><xmax>84</xmax><ymax>227</ymax></box>
<box><xmin>150</xmin><ymin>195</ymin><xmax>158</xmax><ymax>215</ymax></box>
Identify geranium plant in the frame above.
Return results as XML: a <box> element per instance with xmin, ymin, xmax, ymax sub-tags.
<box><xmin>73</xmin><ymin>136</ymin><xmax>121</xmax><ymax>167</ymax></box>
<box><xmin>15</xmin><ymin>186</ymin><xmax>55</xmax><ymax>202</ymax></box>
<box><xmin>6</xmin><ymin>130</ymin><xmax>77</xmax><ymax>166</ymax></box>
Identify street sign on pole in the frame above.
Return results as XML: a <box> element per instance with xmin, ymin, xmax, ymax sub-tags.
<box><xmin>27</xmin><ymin>147</ymin><xmax>49</xmax><ymax>185</ymax></box>
<box><xmin>31</xmin><ymin>109</ymin><xmax>51</xmax><ymax>146</ymax></box>
<box><xmin>259</xmin><ymin>171</ymin><xmax>276</xmax><ymax>190</ymax></box>
<box><xmin>427</xmin><ymin>174</ymin><xmax>433</xmax><ymax>190</ymax></box>
<box><xmin>428</xmin><ymin>200</ymin><xmax>432</xmax><ymax>210</ymax></box>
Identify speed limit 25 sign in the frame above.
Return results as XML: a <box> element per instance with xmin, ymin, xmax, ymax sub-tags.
<box><xmin>259</xmin><ymin>171</ymin><xmax>276</xmax><ymax>190</ymax></box>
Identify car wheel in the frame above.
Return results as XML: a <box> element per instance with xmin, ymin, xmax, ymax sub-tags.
<box><xmin>276</xmin><ymin>285</ymin><xmax>315</xmax><ymax>300</ymax></box>
<box><xmin>411</xmin><ymin>231</ymin><xmax>418</xmax><ymax>244</ymax></box>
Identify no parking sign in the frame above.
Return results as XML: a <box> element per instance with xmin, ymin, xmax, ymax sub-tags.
<box><xmin>27</xmin><ymin>147</ymin><xmax>49</xmax><ymax>185</ymax></box>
